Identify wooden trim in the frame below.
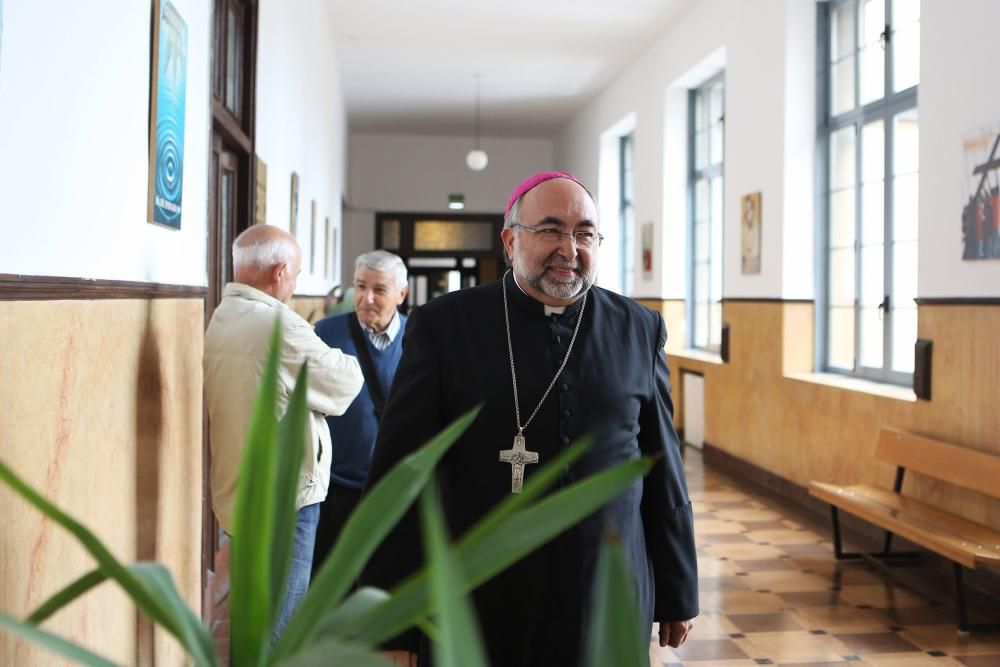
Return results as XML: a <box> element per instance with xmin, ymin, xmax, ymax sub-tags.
<box><xmin>721</xmin><ymin>297</ymin><xmax>815</xmax><ymax>304</ymax></box>
<box><xmin>914</xmin><ymin>297</ymin><xmax>1000</xmax><ymax>306</ymax></box>
<box><xmin>212</xmin><ymin>99</ymin><xmax>252</xmax><ymax>153</ymax></box>
<box><xmin>0</xmin><ymin>274</ymin><xmax>207</xmax><ymax>300</ymax></box>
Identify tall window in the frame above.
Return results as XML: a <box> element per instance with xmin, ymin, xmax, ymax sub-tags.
<box><xmin>689</xmin><ymin>74</ymin><xmax>724</xmax><ymax>351</ymax></box>
<box><xmin>620</xmin><ymin>133</ymin><xmax>635</xmax><ymax>295</ymax></box>
<box><xmin>822</xmin><ymin>0</ymin><xmax>919</xmax><ymax>383</ymax></box>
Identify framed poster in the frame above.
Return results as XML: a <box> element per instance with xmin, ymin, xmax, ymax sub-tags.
<box><xmin>961</xmin><ymin>126</ymin><xmax>1000</xmax><ymax>260</ymax></box>
<box><xmin>741</xmin><ymin>192</ymin><xmax>762</xmax><ymax>274</ymax></box>
<box><xmin>254</xmin><ymin>156</ymin><xmax>267</xmax><ymax>225</ymax></box>
<box><xmin>641</xmin><ymin>222</ymin><xmax>653</xmax><ymax>277</ymax></box>
<box><xmin>289</xmin><ymin>172</ymin><xmax>299</xmax><ymax>236</ymax></box>
<box><xmin>147</xmin><ymin>0</ymin><xmax>188</xmax><ymax>229</ymax></box>
<box><xmin>324</xmin><ymin>217</ymin><xmax>332</xmax><ymax>278</ymax></box>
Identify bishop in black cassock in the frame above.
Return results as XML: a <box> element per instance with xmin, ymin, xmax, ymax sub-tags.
<box><xmin>362</xmin><ymin>173</ymin><xmax>698</xmax><ymax>666</ymax></box>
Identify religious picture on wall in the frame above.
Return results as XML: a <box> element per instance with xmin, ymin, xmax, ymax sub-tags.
<box><xmin>741</xmin><ymin>191</ymin><xmax>762</xmax><ymax>274</ymax></box>
<box><xmin>641</xmin><ymin>221</ymin><xmax>653</xmax><ymax>277</ymax></box>
<box><xmin>961</xmin><ymin>126</ymin><xmax>1000</xmax><ymax>260</ymax></box>
<box><xmin>147</xmin><ymin>0</ymin><xmax>188</xmax><ymax>230</ymax></box>
<box><xmin>310</xmin><ymin>200</ymin><xmax>317</xmax><ymax>273</ymax></box>
<box><xmin>289</xmin><ymin>171</ymin><xmax>299</xmax><ymax>236</ymax></box>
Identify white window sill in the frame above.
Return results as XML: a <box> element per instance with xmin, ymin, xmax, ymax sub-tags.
<box><xmin>786</xmin><ymin>371</ymin><xmax>917</xmax><ymax>402</ymax></box>
<box><xmin>667</xmin><ymin>348</ymin><xmax>726</xmax><ymax>366</ymax></box>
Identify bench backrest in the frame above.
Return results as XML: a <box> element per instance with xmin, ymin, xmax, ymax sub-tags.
<box><xmin>876</xmin><ymin>428</ymin><xmax>1000</xmax><ymax>500</ymax></box>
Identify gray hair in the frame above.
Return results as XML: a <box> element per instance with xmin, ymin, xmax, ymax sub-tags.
<box><xmin>232</xmin><ymin>228</ymin><xmax>298</xmax><ymax>272</ymax></box>
<box><xmin>355</xmin><ymin>250</ymin><xmax>407</xmax><ymax>289</ymax></box>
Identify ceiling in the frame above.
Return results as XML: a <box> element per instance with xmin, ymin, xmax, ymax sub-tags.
<box><xmin>326</xmin><ymin>0</ymin><xmax>694</xmax><ymax>138</ymax></box>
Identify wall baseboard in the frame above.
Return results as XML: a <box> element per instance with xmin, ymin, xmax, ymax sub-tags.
<box><xmin>0</xmin><ymin>274</ymin><xmax>207</xmax><ymax>300</ymax></box>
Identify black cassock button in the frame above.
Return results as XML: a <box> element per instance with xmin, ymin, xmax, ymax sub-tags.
<box><xmin>561</xmin><ymin>408</ymin><xmax>571</xmax><ymax>418</ymax></box>
<box><xmin>553</xmin><ymin>335</ymin><xmax>562</xmax><ymax>344</ymax></box>
<box><xmin>559</xmin><ymin>383</ymin><xmax>569</xmax><ymax>392</ymax></box>
<box><xmin>561</xmin><ymin>436</ymin><xmax>570</xmax><ymax>445</ymax></box>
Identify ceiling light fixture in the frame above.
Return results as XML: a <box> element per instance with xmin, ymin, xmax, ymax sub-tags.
<box><xmin>466</xmin><ymin>74</ymin><xmax>488</xmax><ymax>171</ymax></box>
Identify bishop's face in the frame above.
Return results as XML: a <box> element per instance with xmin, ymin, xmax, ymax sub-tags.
<box><xmin>501</xmin><ymin>178</ymin><xmax>600</xmax><ymax>306</ymax></box>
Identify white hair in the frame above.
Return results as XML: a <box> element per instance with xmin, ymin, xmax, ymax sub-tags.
<box><xmin>355</xmin><ymin>250</ymin><xmax>407</xmax><ymax>289</ymax></box>
<box><xmin>232</xmin><ymin>230</ymin><xmax>297</xmax><ymax>272</ymax></box>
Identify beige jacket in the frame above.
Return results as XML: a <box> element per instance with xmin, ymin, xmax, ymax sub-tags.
<box><xmin>205</xmin><ymin>282</ymin><xmax>363</xmax><ymax>534</ymax></box>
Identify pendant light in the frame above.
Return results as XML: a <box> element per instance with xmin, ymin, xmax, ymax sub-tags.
<box><xmin>466</xmin><ymin>74</ymin><xmax>488</xmax><ymax>171</ymax></box>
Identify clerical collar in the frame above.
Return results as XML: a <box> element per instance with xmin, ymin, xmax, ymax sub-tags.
<box><xmin>511</xmin><ymin>272</ymin><xmax>567</xmax><ymax>316</ymax></box>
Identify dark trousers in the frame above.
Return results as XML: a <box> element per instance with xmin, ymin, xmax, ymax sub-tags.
<box><xmin>311</xmin><ymin>481</ymin><xmax>364</xmax><ymax>578</ymax></box>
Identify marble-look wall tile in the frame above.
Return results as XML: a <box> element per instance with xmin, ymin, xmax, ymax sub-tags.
<box><xmin>0</xmin><ymin>298</ymin><xmax>203</xmax><ymax>665</ymax></box>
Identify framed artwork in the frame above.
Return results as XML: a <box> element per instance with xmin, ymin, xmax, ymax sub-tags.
<box><xmin>961</xmin><ymin>126</ymin><xmax>1000</xmax><ymax>260</ymax></box>
<box><xmin>254</xmin><ymin>156</ymin><xmax>267</xmax><ymax>225</ymax></box>
<box><xmin>641</xmin><ymin>222</ymin><xmax>653</xmax><ymax>276</ymax></box>
<box><xmin>147</xmin><ymin>0</ymin><xmax>188</xmax><ymax>229</ymax></box>
<box><xmin>310</xmin><ymin>200</ymin><xmax>317</xmax><ymax>273</ymax></box>
<box><xmin>741</xmin><ymin>191</ymin><xmax>762</xmax><ymax>274</ymax></box>
<box><xmin>289</xmin><ymin>172</ymin><xmax>299</xmax><ymax>236</ymax></box>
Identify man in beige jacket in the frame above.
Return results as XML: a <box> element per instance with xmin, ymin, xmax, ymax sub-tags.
<box><xmin>204</xmin><ymin>224</ymin><xmax>363</xmax><ymax>642</ymax></box>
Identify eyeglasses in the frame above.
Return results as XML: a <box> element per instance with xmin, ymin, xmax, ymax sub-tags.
<box><xmin>511</xmin><ymin>223</ymin><xmax>604</xmax><ymax>248</ymax></box>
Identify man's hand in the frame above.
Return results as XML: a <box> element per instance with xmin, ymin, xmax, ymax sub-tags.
<box><xmin>383</xmin><ymin>650</ymin><xmax>418</xmax><ymax>667</ymax></box>
<box><xmin>658</xmin><ymin>619</ymin><xmax>693</xmax><ymax>648</ymax></box>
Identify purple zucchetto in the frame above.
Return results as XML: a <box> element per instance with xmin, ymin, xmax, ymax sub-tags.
<box><xmin>504</xmin><ymin>171</ymin><xmax>586</xmax><ymax>218</ymax></box>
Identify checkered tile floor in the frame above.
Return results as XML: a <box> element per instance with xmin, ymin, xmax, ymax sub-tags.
<box><xmin>649</xmin><ymin>450</ymin><xmax>1000</xmax><ymax>666</ymax></box>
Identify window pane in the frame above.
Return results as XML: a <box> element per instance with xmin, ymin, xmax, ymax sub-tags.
<box><xmin>225</xmin><ymin>7</ymin><xmax>243</xmax><ymax>117</ymax></box>
<box><xmin>860</xmin><ymin>243</ymin><xmax>884</xmax><ymax>307</ymax></box>
<box><xmin>828</xmin><ymin>306</ymin><xmax>855</xmax><ymax>369</ymax></box>
<box><xmin>830</xmin><ymin>247</ymin><xmax>856</xmax><ymax>307</ymax></box>
<box><xmin>861</xmin><ymin>0</ymin><xmax>885</xmax><ymax>46</ymax></box>
<box><xmin>694</xmin><ymin>93</ymin><xmax>705</xmax><ymax>131</ymax></box>
<box><xmin>831</xmin><ymin>2</ymin><xmax>856</xmax><ymax>61</ymax></box>
<box><xmin>831</xmin><ymin>126</ymin><xmax>856</xmax><ymax>190</ymax></box>
<box><xmin>695</xmin><ymin>179</ymin><xmax>709</xmax><ymax>223</ymax></box>
<box><xmin>710</xmin><ymin>122</ymin><xmax>724</xmax><ymax>165</ymax></box>
<box><xmin>893</xmin><ymin>25</ymin><xmax>920</xmax><ymax>91</ymax></box>
<box><xmin>892</xmin><ymin>239</ymin><xmax>917</xmax><ymax>306</ymax></box>
<box><xmin>859</xmin><ymin>44</ymin><xmax>885</xmax><ymax>105</ymax></box>
<box><xmin>709</xmin><ymin>83</ymin><xmax>724</xmax><ymax>124</ymax></box>
<box><xmin>831</xmin><ymin>57</ymin><xmax>857</xmax><ymax>115</ymax></box>
<box><xmin>695</xmin><ymin>130</ymin><xmax>708</xmax><ymax>170</ymax></box>
<box><xmin>893</xmin><ymin>110</ymin><xmax>919</xmax><ymax>175</ymax></box>
<box><xmin>861</xmin><ymin>183</ymin><xmax>884</xmax><ymax>245</ymax></box>
<box><xmin>710</xmin><ymin>176</ymin><xmax>723</xmax><ymax>224</ymax></box>
<box><xmin>859</xmin><ymin>305</ymin><xmax>884</xmax><ymax>368</ymax></box>
<box><xmin>893</xmin><ymin>173</ymin><xmax>919</xmax><ymax>242</ymax></box>
<box><xmin>830</xmin><ymin>189</ymin><xmax>856</xmax><ymax>248</ymax></box>
<box><xmin>893</xmin><ymin>0</ymin><xmax>920</xmax><ymax>26</ymax></box>
<box><xmin>694</xmin><ymin>263</ymin><xmax>709</xmax><ymax>301</ymax></box>
<box><xmin>381</xmin><ymin>219</ymin><xmax>401</xmax><ymax>250</ymax></box>
<box><xmin>694</xmin><ymin>223</ymin><xmax>709</xmax><ymax>262</ymax></box>
<box><xmin>891</xmin><ymin>307</ymin><xmax>917</xmax><ymax>372</ymax></box>
<box><xmin>861</xmin><ymin>120</ymin><xmax>884</xmax><ymax>183</ymax></box>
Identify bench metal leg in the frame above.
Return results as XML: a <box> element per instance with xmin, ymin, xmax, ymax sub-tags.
<box><xmin>830</xmin><ymin>506</ymin><xmax>919</xmax><ymax>561</ymax></box>
<box><xmin>954</xmin><ymin>563</ymin><xmax>1000</xmax><ymax>633</ymax></box>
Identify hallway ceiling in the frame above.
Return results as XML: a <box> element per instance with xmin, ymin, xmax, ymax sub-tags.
<box><xmin>327</xmin><ymin>0</ymin><xmax>694</xmax><ymax>138</ymax></box>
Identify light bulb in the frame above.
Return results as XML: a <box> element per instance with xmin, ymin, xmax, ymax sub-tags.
<box><xmin>466</xmin><ymin>149</ymin><xmax>489</xmax><ymax>171</ymax></box>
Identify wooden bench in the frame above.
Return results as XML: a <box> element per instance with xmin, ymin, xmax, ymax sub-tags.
<box><xmin>809</xmin><ymin>427</ymin><xmax>1000</xmax><ymax>632</ymax></box>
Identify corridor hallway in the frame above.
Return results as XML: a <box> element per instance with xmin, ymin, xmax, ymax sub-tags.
<box><xmin>650</xmin><ymin>451</ymin><xmax>1000</xmax><ymax>666</ymax></box>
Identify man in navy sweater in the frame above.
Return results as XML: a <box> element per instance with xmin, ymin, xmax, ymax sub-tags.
<box><xmin>311</xmin><ymin>250</ymin><xmax>409</xmax><ymax>575</ymax></box>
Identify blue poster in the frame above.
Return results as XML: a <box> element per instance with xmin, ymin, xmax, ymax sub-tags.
<box><xmin>151</xmin><ymin>1</ymin><xmax>188</xmax><ymax>229</ymax></box>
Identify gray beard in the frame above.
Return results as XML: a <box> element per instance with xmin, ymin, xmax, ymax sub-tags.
<box><xmin>513</xmin><ymin>255</ymin><xmax>595</xmax><ymax>301</ymax></box>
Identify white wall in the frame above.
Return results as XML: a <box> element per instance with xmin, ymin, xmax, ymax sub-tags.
<box><xmin>555</xmin><ymin>0</ymin><xmax>796</xmax><ymax>301</ymax></box>
<box><xmin>256</xmin><ymin>0</ymin><xmax>348</xmax><ymax>296</ymax></box>
<box><xmin>918</xmin><ymin>0</ymin><xmax>1000</xmax><ymax>298</ymax></box>
<box><xmin>0</xmin><ymin>0</ymin><xmax>211</xmax><ymax>285</ymax></box>
<box><xmin>344</xmin><ymin>132</ymin><xmax>553</xmax><ymax>284</ymax></box>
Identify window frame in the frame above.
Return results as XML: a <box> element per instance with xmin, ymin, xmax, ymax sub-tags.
<box><xmin>619</xmin><ymin>133</ymin><xmax>635</xmax><ymax>296</ymax></box>
<box><xmin>687</xmin><ymin>72</ymin><xmax>725</xmax><ymax>352</ymax></box>
<box><xmin>818</xmin><ymin>0</ymin><xmax>918</xmax><ymax>386</ymax></box>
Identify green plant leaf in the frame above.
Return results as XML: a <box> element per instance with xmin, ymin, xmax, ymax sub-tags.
<box><xmin>270</xmin><ymin>407</ymin><xmax>480</xmax><ymax>662</ymax></box>
<box><xmin>0</xmin><ymin>611</ymin><xmax>121</xmax><ymax>667</ymax></box>
<box><xmin>27</xmin><ymin>570</ymin><xmax>108</xmax><ymax>624</ymax></box>
<box><xmin>313</xmin><ymin>587</ymin><xmax>389</xmax><ymax>639</ymax></box>
<box><xmin>351</xmin><ymin>455</ymin><xmax>653</xmax><ymax>646</ymax></box>
<box><xmin>585</xmin><ymin>536</ymin><xmax>646</xmax><ymax>667</ymax></box>
<box><xmin>276</xmin><ymin>639</ymin><xmax>393</xmax><ymax>667</ymax></box>
<box><xmin>230</xmin><ymin>317</ymin><xmax>283</xmax><ymax>666</ymax></box>
<box><xmin>419</xmin><ymin>478</ymin><xmax>488</xmax><ymax>667</ymax></box>
<box><xmin>270</xmin><ymin>364</ymin><xmax>309</xmax><ymax>626</ymax></box>
<box><xmin>0</xmin><ymin>462</ymin><xmax>217</xmax><ymax>667</ymax></box>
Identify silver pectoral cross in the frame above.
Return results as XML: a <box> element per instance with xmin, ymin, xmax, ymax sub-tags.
<box><xmin>499</xmin><ymin>434</ymin><xmax>539</xmax><ymax>494</ymax></box>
